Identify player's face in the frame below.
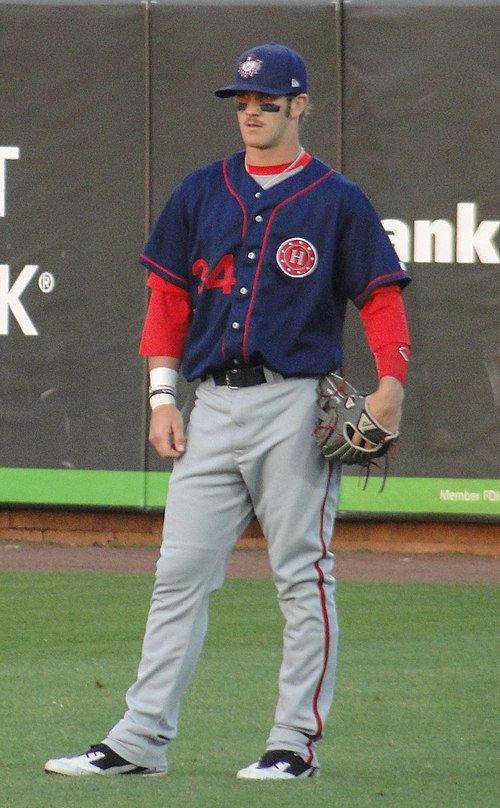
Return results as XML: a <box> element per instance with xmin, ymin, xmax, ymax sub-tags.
<box><xmin>234</xmin><ymin>92</ymin><xmax>305</xmax><ymax>156</ymax></box>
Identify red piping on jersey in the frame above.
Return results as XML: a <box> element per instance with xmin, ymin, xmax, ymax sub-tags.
<box><xmin>140</xmin><ymin>254</ymin><xmax>189</xmax><ymax>289</ymax></box>
<box><xmin>222</xmin><ymin>160</ymin><xmax>248</xmax><ymax>238</ymax></box>
<box><xmin>354</xmin><ymin>271</ymin><xmax>405</xmax><ymax>306</ymax></box>
<box><xmin>242</xmin><ymin>169</ymin><xmax>335</xmax><ymax>364</ymax></box>
<box><xmin>308</xmin><ymin>462</ymin><xmax>334</xmax><ymax>754</ymax></box>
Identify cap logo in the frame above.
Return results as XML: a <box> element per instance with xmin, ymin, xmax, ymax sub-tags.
<box><xmin>238</xmin><ymin>56</ymin><xmax>263</xmax><ymax>78</ymax></box>
<box><xmin>276</xmin><ymin>238</ymin><xmax>318</xmax><ymax>278</ymax></box>
<box><xmin>291</xmin><ymin>78</ymin><xmax>300</xmax><ymax>88</ymax></box>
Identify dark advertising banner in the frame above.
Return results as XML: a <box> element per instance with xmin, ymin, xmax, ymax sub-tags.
<box><xmin>0</xmin><ymin>1</ymin><xmax>148</xmax><ymax>504</ymax></box>
<box><xmin>338</xmin><ymin>0</ymin><xmax>499</xmax><ymax>518</ymax></box>
<box><xmin>0</xmin><ymin>0</ymin><xmax>498</xmax><ymax>519</ymax></box>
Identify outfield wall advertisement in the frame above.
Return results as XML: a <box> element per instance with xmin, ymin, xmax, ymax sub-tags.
<box><xmin>0</xmin><ymin>0</ymin><xmax>498</xmax><ymax>520</ymax></box>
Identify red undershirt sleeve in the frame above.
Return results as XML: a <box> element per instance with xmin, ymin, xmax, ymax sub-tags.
<box><xmin>139</xmin><ymin>274</ymin><xmax>193</xmax><ymax>358</ymax></box>
<box><xmin>359</xmin><ymin>284</ymin><xmax>411</xmax><ymax>384</ymax></box>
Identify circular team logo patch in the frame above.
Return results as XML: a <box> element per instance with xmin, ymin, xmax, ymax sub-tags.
<box><xmin>276</xmin><ymin>238</ymin><xmax>318</xmax><ymax>278</ymax></box>
<box><xmin>239</xmin><ymin>56</ymin><xmax>263</xmax><ymax>78</ymax></box>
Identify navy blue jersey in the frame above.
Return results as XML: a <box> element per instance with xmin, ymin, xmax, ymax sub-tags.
<box><xmin>139</xmin><ymin>152</ymin><xmax>410</xmax><ymax>381</ymax></box>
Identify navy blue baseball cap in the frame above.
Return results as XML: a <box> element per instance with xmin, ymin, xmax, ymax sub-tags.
<box><xmin>214</xmin><ymin>43</ymin><xmax>308</xmax><ymax>98</ymax></box>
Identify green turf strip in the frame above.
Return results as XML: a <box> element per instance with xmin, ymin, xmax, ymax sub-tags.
<box><xmin>1</xmin><ymin>572</ymin><xmax>498</xmax><ymax>807</ymax></box>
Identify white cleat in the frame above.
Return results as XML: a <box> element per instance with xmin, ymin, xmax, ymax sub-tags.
<box><xmin>44</xmin><ymin>743</ymin><xmax>166</xmax><ymax>777</ymax></box>
<box><xmin>237</xmin><ymin>749</ymin><xmax>319</xmax><ymax>780</ymax></box>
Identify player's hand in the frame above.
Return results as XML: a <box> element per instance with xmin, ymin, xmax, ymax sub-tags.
<box><xmin>149</xmin><ymin>404</ymin><xmax>185</xmax><ymax>458</ymax></box>
<box><xmin>365</xmin><ymin>376</ymin><xmax>404</xmax><ymax>437</ymax></box>
<box><xmin>346</xmin><ymin>376</ymin><xmax>404</xmax><ymax>449</ymax></box>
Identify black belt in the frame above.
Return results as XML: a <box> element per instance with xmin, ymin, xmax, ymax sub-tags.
<box><xmin>209</xmin><ymin>367</ymin><xmax>267</xmax><ymax>388</ymax></box>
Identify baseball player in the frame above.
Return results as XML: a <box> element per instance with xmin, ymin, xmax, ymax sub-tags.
<box><xmin>45</xmin><ymin>42</ymin><xmax>410</xmax><ymax>780</ymax></box>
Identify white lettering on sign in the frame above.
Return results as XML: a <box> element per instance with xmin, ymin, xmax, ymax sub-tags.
<box><xmin>382</xmin><ymin>203</ymin><xmax>499</xmax><ymax>264</ymax></box>
<box><xmin>0</xmin><ymin>264</ymin><xmax>40</xmax><ymax>335</ymax></box>
<box><xmin>0</xmin><ymin>147</ymin><xmax>20</xmax><ymax>217</ymax></box>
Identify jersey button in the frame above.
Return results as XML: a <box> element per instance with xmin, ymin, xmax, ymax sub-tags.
<box><xmin>240</xmin><ymin>286</ymin><xmax>248</xmax><ymax>295</ymax></box>
<box><xmin>247</xmin><ymin>251</ymin><xmax>256</xmax><ymax>260</ymax></box>
<box><xmin>231</xmin><ymin>321</ymin><xmax>240</xmax><ymax>330</ymax></box>
<box><xmin>255</xmin><ymin>192</ymin><xmax>261</xmax><ymax>198</ymax></box>
<box><xmin>255</xmin><ymin>215</ymin><xmax>263</xmax><ymax>222</ymax></box>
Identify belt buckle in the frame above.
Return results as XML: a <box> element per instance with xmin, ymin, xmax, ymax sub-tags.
<box><xmin>225</xmin><ymin>369</ymin><xmax>240</xmax><ymax>389</ymax></box>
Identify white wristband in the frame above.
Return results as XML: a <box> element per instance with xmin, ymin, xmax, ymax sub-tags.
<box><xmin>150</xmin><ymin>366</ymin><xmax>178</xmax><ymax>391</ymax></box>
<box><xmin>149</xmin><ymin>367</ymin><xmax>178</xmax><ymax>410</ymax></box>
<box><xmin>150</xmin><ymin>390</ymin><xmax>176</xmax><ymax>410</ymax></box>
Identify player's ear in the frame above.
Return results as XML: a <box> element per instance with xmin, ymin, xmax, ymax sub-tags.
<box><xmin>290</xmin><ymin>93</ymin><xmax>309</xmax><ymax>120</ymax></box>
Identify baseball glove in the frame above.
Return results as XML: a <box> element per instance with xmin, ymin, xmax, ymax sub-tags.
<box><xmin>314</xmin><ymin>372</ymin><xmax>399</xmax><ymax>465</ymax></box>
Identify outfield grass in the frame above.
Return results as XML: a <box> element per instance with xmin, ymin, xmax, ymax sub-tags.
<box><xmin>1</xmin><ymin>570</ymin><xmax>498</xmax><ymax>807</ymax></box>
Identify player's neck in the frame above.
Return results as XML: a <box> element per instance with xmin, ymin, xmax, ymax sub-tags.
<box><xmin>244</xmin><ymin>141</ymin><xmax>304</xmax><ymax>168</ymax></box>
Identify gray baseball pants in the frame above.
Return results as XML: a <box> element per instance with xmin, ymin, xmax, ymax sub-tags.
<box><xmin>104</xmin><ymin>374</ymin><xmax>340</xmax><ymax>770</ymax></box>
